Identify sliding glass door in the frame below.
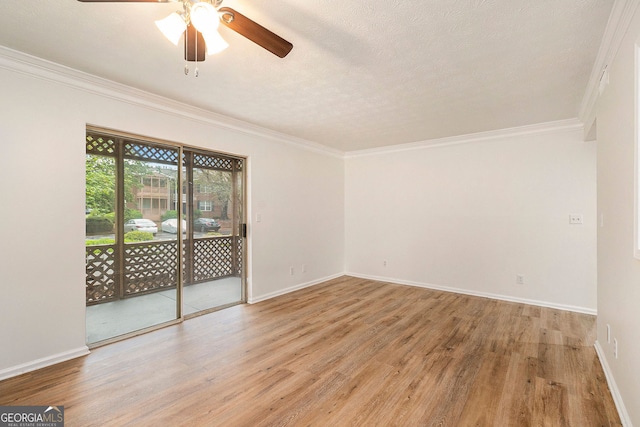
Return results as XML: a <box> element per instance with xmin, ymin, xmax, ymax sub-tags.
<box><xmin>85</xmin><ymin>129</ymin><xmax>245</xmax><ymax>345</ymax></box>
<box><xmin>182</xmin><ymin>150</ymin><xmax>244</xmax><ymax>316</ymax></box>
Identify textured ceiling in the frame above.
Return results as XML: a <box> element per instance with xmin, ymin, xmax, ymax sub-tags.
<box><xmin>0</xmin><ymin>0</ymin><xmax>613</xmax><ymax>152</ymax></box>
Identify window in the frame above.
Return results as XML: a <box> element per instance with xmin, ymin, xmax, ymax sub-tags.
<box><xmin>197</xmin><ymin>184</ymin><xmax>213</xmax><ymax>193</ymax></box>
<box><xmin>142</xmin><ymin>176</ymin><xmax>167</xmax><ymax>188</ymax></box>
<box><xmin>140</xmin><ymin>197</ymin><xmax>166</xmax><ymax>210</ymax></box>
<box><xmin>198</xmin><ymin>200</ymin><xmax>213</xmax><ymax>211</ymax></box>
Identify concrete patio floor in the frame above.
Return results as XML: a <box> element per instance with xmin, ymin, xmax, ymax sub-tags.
<box><xmin>86</xmin><ymin>277</ymin><xmax>242</xmax><ymax>344</ymax></box>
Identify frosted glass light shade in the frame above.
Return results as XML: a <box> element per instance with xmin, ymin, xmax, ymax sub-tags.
<box><xmin>190</xmin><ymin>2</ymin><xmax>220</xmax><ymax>34</ymax></box>
<box><xmin>155</xmin><ymin>12</ymin><xmax>187</xmax><ymax>45</ymax></box>
<box><xmin>202</xmin><ymin>30</ymin><xmax>229</xmax><ymax>55</ymax></box>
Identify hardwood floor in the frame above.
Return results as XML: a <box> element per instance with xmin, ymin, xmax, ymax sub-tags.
<box><xmin>0</xmin><ymin>276</ymin><xmax>621</xmax><ymax>426</ymax></box>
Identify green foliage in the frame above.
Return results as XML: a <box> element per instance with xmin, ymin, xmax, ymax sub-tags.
<box><xmin>124</xmin><ymin>209</ymin><xmax>142</xmax><ymax>221</ymax></box>
<box><xmin>124</xmin><ymin>230</ymin><xmax>154</xmax><ymax>242</ymax></box>
<box><xmin>86</xmin><ymin>154</ymin><xmax>157</xmax><ymax>215</ymax></box>
<box><xmin>193</xmin><ymin>209</ymin><xmax>202</xmax><ymax>220</ymax></box>
<box><xmin>161</xmin><ymin>210</ymin><xmax>178</xmax><ymax>221</ymax></box>
<box><xmin>86</xmin><ymin>238</ymin><xmax>116</xmax><ymax>246</ymax></box>
<box><xmin>85</xmin><ymin>155</ymin><xmax>116</xmax><ymax>213</ymax></box>
<box><xmin>85</xmin><ymin>212</ymin><xmax>113</xmax><ymax>234</ymax></box>
<box><xmin>86</xmin><ymin>230</ymin><xmax>154</xmax><ymax>247</ymax></box>
<box><xmin>86</xmin><ymin>210</ymin><xmax>107</xmax><ymax>219</ymax></box>
<box><xmin>92</xmin><ymin>209</ymin><xmax>140</xmax><ymax>226</ymax></box>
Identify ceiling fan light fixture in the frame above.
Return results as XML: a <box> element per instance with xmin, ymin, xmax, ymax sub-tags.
<box><xmin>190</xmin><ymin>2</ymin><xmax>220</xmax><ymax>34</ymax></box>
<box><xmin>155</xmin><ymin>12</ymin><xmax>187</xmax><ymax>45</ymax></box>
<box><xmin>80</xmin><ymin>0</ymin><xmax>293</xmax><ymax>61</ymax></box>
<box><xmin>202</xmin><ymin>30</ymin><xmax>229</xmax><ymax>55</ymax></box>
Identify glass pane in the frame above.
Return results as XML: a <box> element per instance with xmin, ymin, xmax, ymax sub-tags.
<box><xmin>183</xmin><ymin>156</ymin><xmax>242</xmax><ymax>315</ymax></box>
<box><xmin>85</xmin><ymin>152</ymin><xmax>118</xmax><ymax>344</ymax></box>
<box><xmin>85</xmin><ymin>152</ymin><xmax>117</xmax><ymax>313</ymax></box>
<box><xmin>85</xmin><ymin>141</ymin><xmax>181</xmax><ymax>345</ymax></box>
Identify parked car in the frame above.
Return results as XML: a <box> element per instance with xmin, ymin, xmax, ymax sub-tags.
<box><xmin>123</xmin><ymin>218</ymin><xmax>158</xmax><ymax>234</ymax></box>
<box><xmin>194</xmin><ymin>218</ymin><xmax>221</xmax><ymax>232</ymax></box>
<box><xmin>161</xmin><ymin>218</ymin><xmax>187</xmax><ymax>234</ymax></box>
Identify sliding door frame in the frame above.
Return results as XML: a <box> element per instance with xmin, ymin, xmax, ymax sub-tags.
<box><xmin>86</xmin><ymin>125</ymin><xmax>247</xmax><ymax>346</ymax></box>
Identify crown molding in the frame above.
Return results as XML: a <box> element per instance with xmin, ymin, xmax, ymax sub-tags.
<box><xmin>0</xmin><ymin>45</ymin><xmax>344</xmax><ymax>159</ymax></box>
<box><xmin>344</xmin><ymin>118</ymin><xmax>583</xmax><ymax>159</ymax></box>
<box><xmin>579</xmin><ymin>0</ymin><xmax>640</xmax><ymax>139</ymax></box>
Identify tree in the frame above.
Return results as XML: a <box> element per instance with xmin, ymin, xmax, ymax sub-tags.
<box><xmin>86</xmin><ymin>155</ymin><xmax>116</xmax><ymax>213</ymax></box>
<box><xmin>86</xmin><ymin>154</ymin><xmax>155</xmax><ymax>214</ymax></box>
<box><xmin>195</xmin><ymin>169</ymin><xmax>232</xmax><ymax>220</ymax></box>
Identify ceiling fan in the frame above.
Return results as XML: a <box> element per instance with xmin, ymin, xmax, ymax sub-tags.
<box><xmin>77</xmin><ymin>0</ymin><xmax>293</xmax><ymax>63</ymax></box>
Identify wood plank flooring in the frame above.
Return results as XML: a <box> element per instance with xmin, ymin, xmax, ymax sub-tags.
<box><xmin>0</xmin><ymin>276</ymin><xmax>621</xmax><ymax>426</ymax></box>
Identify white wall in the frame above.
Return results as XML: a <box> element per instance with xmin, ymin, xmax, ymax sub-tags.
<box><xmin>345</xmin><ymin>126</ymin><xmax>597</xmax><ymax>313</ymax></box>
<box><xmin>595</xmin><ymin>5</ymin><xmax>640</xmax><ymax>425</ymax></box>
<box><xmin>0</xmin><ymin>53</ymin><xmax>344</xmax><ymax>377</ymax></box>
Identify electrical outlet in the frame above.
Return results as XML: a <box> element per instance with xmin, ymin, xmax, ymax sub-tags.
<box><xmin>614</xmin><ymin>338</ymin><xmax>618</xmax><ymax>359</ymax></box>
<box><xmin>569</xmin><ymin>214</ymin><xmax>583</xmax><ymax>224</ymax></box>
<box><xmin>383</xmin><ymin>259</ymin><xmax>388</xmax><ymax>267</ymax></box>
<box><xmin>516</xmin><ymin>274</ymin><xmax>525</xmax><ymax>285</ymax></box>
<box><xmin>289</xmin><ymin>266</ymin><xmax>294</xmax><ymax>276</ymax></box>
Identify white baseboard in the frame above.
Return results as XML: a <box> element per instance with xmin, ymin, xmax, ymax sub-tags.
<box><xmin>345</xmin><ymin>272</ymin><xmax>597</xmax><ymax>315</ymax></box>
<box><xmin>594</xmin><ymin>341</ymin><xmax>632</xmax><ymax>426</ymax></box>
<box><xmin>248</xmin><ymin>273</ymin><xmax>344</xmax><ymax>304</ymax></box>
<box><xmin>0</xmin><ymin>346</ymin><xmax>90</xmax><ymax>381</ymax></box>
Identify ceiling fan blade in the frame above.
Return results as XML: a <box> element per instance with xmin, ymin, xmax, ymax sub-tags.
<box><xmin>185</xmin><ymin>24</ymin><xmax>206</xmax><ymax>62</ymax></box>
<box><xmin>218</xmin><ymin>7</ymin><xmax>293</xmax><ymax>58</ymax></box>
